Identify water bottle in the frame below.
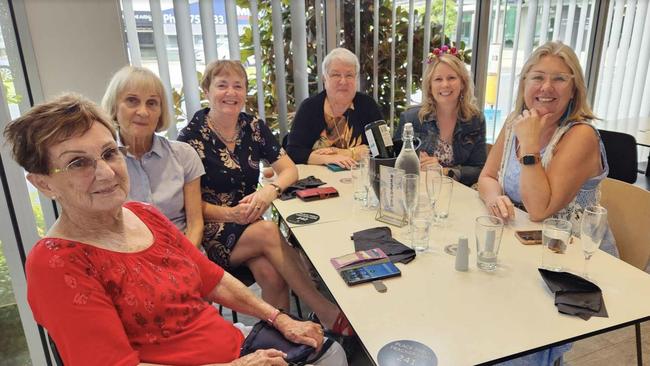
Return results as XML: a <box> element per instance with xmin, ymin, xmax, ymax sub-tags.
<box><xmin>455</xmin><ymin>236</ymin><xmax>469</xmax><ymax>271</ymax></box>
<box><xmin>395</xmin><ymin>123</ymin><xmax>420</xmax><ymax>175</ymax></box>
<box><xmin>364</xmin><ymin>120</ymin><xmax>395</xmax><ymax>158</ymax></box>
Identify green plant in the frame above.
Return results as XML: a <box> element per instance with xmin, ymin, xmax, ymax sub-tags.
<box><xmin>172</xmin><ymin>0</ymin><xmax>471</xmax><ymax>135</ymax></box>
<box><xmin>0</xmin><ymin>67</ymin><xmax>23</xmax><ymax>105</ymax></box>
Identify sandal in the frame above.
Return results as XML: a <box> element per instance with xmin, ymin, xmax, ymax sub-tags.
<box><xmin>308</xmin><ymin>312</ymin><xmax>356</xmax><ymax>337</ymax></box>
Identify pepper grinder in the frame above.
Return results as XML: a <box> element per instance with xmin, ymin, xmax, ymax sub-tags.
<box><xmin>455</xmin><ymin>236</ymin><xmax>469</xmax><ymax>271</ymax></box>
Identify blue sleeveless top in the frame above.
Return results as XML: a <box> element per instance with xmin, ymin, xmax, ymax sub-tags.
<box><xmin>500</xmin><ymin>121</ymin><xmax>618</xmax><ymax>257</ymax></box>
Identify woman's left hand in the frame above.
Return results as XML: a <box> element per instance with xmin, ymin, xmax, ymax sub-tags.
<box><xmin>274</xmin><ymin>314</ymin><xmax>324</xmax><ymax>350</ymax></box>
<box><xmin>240</xmin><ymin>186</ymin><xmax>276</xmax><ymax>223</ymax></box>
<box><xmin>419</xmin><ymin>151</ymin><xmax>440</xmax><ymax>169</ymax></box>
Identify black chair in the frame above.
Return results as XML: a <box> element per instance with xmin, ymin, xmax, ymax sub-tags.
<box><xmin>598</xmin><ymin>129</ymin><xmax>638</xmax><ymax>184</ymax></box>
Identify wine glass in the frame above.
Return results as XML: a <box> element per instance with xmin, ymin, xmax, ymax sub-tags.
<box><xmin>580</xmin><ymin>205</ymin><xmax>608</xmax><ymax>278</ymax></box>
<box><xmin>425</xmin><ymin>164</ymin><xmax>442</xmax><ymax>218</ymax></box>
<box><xmin>401</xmin><ymin>174</ymin><xmax>419</xmax><ymax>246</ymax></box>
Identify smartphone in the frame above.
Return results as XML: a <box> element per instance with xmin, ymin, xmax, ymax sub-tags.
<box><xmin>340</xmin><ymin>261</ymin><xmax>401</xmax><ymax>286</ymax></box>
<box><xmin>325</xmin><ymin>163</ymin><xmax>347</xmax><ymax>172</ymax></box>
<box><xmin>515</xmin><ymin>230</ymin><xmax>543</xmax><ymax>245</ymax></box>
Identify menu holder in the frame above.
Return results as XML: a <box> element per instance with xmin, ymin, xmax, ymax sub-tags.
<box><xmin>375</xmin><ymin>165</ymin><xmax>407</xmax><ymax>227</ymax></box>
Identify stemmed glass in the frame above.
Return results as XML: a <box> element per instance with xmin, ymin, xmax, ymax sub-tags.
<box><xmin>425</xmin><ymin>164</ymin><xmax>442</xmax><ymax>219</ymax></box>
<box><xmin>580</xmin><ymin>205</ymin><xmax>608</xmax><ymax>278</ymax></box>
<box><xmin>401</xmin><ymin>174</ymin><xmax>419</xmax><ymax>246</ymax></box>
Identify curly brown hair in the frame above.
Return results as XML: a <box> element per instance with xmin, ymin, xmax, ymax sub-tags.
<box><xmin>3</xmin><ymin>93</ymin><xmax>115</xmax><ymax>174</ymax></box>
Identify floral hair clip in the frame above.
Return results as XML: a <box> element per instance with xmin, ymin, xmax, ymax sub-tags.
<box><xmin>426</xmin><ymin>44</ymin><xmax>463</xmax><ymax>63</ymax></box>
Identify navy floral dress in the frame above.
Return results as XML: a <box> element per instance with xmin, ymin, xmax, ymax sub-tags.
<box><xmin>178</xmin><ymin>108</ymin><xmax>284</xmax><ymax>269</ymax></box>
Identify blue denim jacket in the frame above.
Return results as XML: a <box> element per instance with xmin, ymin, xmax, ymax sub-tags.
<box><xmin>396</xmin><ymin>106</ymin><xmax>487</xmax><ymax>186</ymax></box>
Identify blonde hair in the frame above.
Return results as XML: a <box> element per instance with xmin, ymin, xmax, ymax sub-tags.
<box><xmin>101</xmin><ymin>66</ymin><xmax>171</xmax><ymax>132</ymax></box>
<box><xmin>419</xmin><ymin>54</ymin><xmax>480</xmax><ymax>122</ymax></box>
<box><xmin>201</xmin><ymin>60</ymin><xmax>248</xmax><ymax>92</ymax></box>
<box><xmin>509</xmin><ymin>41</ymin><xmax>595</xmax><ymax>124</ymax></box>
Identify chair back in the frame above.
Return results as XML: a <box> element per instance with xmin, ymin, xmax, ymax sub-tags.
<box><xmin>600</xmin><ymin>178</ymin><xmax>650</xmax><ymax>270</ymax></box>
<box><xmin>598</xmin><ymin>129</ymin><xmax>638</xmax><ymax>184</ymax></box>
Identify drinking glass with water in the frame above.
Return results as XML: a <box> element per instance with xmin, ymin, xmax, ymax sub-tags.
<box><xmin>475</xmin><ymin>215</ymin><xmax>504</xmax><ymax>271</ymax></box>
<box><xmin>541</xmin><ymin>218</ymin><xmax>572</xmax><ymax>272</ymax></box>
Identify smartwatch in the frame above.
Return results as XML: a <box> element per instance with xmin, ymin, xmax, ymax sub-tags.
<box><xmin>519</xmin><ymin>154</ymin><xmax>540</xmax><ymax>165</ymax></box>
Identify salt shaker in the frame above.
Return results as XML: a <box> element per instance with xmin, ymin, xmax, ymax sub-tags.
<box><xmin>455</xmin><ymin>236</ymin><xmax>469</xmax><ymax>271</ymax></box>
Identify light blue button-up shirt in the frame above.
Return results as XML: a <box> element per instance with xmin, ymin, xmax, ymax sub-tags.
<box><xmin>122</xmin><ymin>134</ymin><xmax>205</xmax><ymax>231</ymax></box>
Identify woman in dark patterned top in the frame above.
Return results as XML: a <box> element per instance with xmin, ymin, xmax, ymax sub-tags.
<box><xmin>178</xmin><ymin>60</ymin><xmax>354</xmax><ymax>336</ymax></box>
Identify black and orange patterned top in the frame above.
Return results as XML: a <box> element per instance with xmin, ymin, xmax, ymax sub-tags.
<box><xmin>178</xmin><ymin>108</ymin><xmax>284</xmax><ymax>268</ymax></box>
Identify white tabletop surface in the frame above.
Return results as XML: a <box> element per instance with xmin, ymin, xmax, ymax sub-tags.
<box><xmin>273</xmin><ymin>165</ymin><xmax>650</xmax><ymax>365</ymax></box>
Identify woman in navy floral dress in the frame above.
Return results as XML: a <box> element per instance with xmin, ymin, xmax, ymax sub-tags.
<box><xmin>179</xmin><ymin>60</ymin><xmax>354</xmax><ymax>336</ymax></box>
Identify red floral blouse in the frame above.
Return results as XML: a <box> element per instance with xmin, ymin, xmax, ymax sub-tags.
<box><xmin>26</xmin><ymin>201</ymin><xmax>244</xmax><ymax>366</ymax></box>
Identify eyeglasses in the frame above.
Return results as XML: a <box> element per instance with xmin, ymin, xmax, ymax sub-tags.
<box><xmin>51</xmin><ymin>146</ymin><xmax>127</xmax><ymax>177</ymax></box>
<box><xmin>525</xmin><ymin>71</ymin><xmax>574</xmax><ymax>87</ymax></box>
<box><xmin>327</xmin><ymin>72</ymin><xmax>356</xmax><ymax>82</ymax></box>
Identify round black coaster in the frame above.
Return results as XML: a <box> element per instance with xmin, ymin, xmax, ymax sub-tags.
<box><xmin>286</xmin><ymin>212</ymin><xmax>320</xmax><ymax>225</ymax></box>
<box><xmin>377</xmin><ymin>340</ymin><xmax>437</xmax><ymax>366</ymax></box>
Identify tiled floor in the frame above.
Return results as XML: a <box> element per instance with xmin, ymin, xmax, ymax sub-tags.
<box><xmin>565</xmin><ymin>321</ymin><xmax>650</xmax><ymax>366</ymax></box>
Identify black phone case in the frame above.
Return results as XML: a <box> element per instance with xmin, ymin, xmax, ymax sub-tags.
<box><xmin>340</xmin><ymin>261</ymin><xmax>401</xmax><ymax>285</ymax></box>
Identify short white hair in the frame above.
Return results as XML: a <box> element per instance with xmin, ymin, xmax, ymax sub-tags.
<box><xmin>322</xmin><ymin>47</ymin><xmax>360</xmax><ymax>76</ymax></box>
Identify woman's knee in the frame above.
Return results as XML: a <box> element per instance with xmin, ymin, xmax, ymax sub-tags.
<box><xmin>248</xmin><ymin>257</ymin><xmax>286</xmax><ymax>290</ymax></box>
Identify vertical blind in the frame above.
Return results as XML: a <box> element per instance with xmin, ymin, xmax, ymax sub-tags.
<box><xmin>121</xmin><ymin>0</ymin><xmax>648</xmax><ymax>140</ymax></box>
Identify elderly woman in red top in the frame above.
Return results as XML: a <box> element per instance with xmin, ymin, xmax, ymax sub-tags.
<box><xmin>4</xmin><ymin>94</ymin><xmax>346</xmax><ymax>366</ymax></box>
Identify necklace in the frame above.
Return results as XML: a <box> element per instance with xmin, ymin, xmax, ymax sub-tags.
<box><xmin>207</xmin><ymin>114</ymin><xmax>239</xmax><ymax>143</ymax></box>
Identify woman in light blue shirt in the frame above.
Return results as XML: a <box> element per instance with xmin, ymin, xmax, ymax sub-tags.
<box><xmin>102</xmin><ymin>66</ymin><xmax>205</xmax><ymax>246</ymax></box>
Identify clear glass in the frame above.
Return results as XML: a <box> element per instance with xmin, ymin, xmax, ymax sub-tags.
<box><xmin>580</xmin><ymin>205</ymin><xmax>608</xmax><ymax>278</ymax></box>
<box><xmin>541</xmin><ymin>218</ymin><xmax>573</xmax><ymax>272</ymax></box>
<box><xmin>425</xmin><ymin>164</ymin><xmax>443</xmax><ymax>212</ymax></box>
<box><xmin>411</xmin><ymin>218</ymin><xmax>431</xmax><ymax>252</ymax></box>
<box><xmin>434</xmin><ymin>176</ymin><xmax>454</xmax><ymax>224</ymax></box>
<box><xmin>401</xmin><ymin>174</ymin><xmax>419</xmax><ymax>246</ymax></box>
<box><xmin>351</xmin><ymin>160</ymin><xmax>369</xmax><ymax>208</ymax></box>
<box><xmin>475</xmin><ymin>216</ymin><xmax>504</xmax><ymax>271</ymax></box>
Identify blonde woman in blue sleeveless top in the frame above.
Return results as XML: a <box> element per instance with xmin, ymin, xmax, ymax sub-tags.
<box><xmin>478</xmin><ymin>41</ymin><xmax>618</xmax><ymax>365</ymax></box>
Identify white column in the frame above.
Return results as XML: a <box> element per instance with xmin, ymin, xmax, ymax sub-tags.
<box><xmin>290</xmin><ymin>0</ymin><xmax>309</xmax><ymax>105</ymax></box>
<box><xmin>539</xmin><ymin>0</ymin><xmax>551</xmax><ymax>43</ymax></box>
<box><xmin>225</xmin><ymin>0</ymin><xmax>240</xmax><ymax>60</ymax></box>
<box><xmin>150</xmin><ymin>0</ymin><xmax>177</xmax><ymax>137</ymax></box>
<box><xmin>564</xmin><ymin>0</ymin><xmax>577</xmax><ymax>46</ymax></box>
<box><xmin>199</xmin><ymin>0</ymin><xmax>218</xmax><ymax>63</ymax></box>
<box><xmin>423</xmin><ymin>0</ymin><xmax>432</xmax><ymax>80</ymax></box>
<box><xmin>173</xmin><ymin>0</ymin><xmax>201</xmax><ymax>118</ymax></box>
<box><xmin>552</xmin><ymin>0</ymin><xmax>563</xmax><ymax>41</ymax></box>
<box><xmin>249</xmin><ymin>0</ymin><xmax>265</xmax><ymax>120</ymax></box>
<box><xmin>271</xmin><ymin>0</ymin><xmax>288</xmax><ymax>136</ymax></box>
<box><xmin>406</xmin><ymin>0</ymin><xmax>415</xmax><ymax>104</ymax></box>
<box><xmin>523</xmin><ymin>0</ymin><xmax>538</xmax><ymax>58</ymax></box>
<box><xmin>121</xmin><ymin>0</ymin><xmax>142</xmax><ymax>66</ymax></box>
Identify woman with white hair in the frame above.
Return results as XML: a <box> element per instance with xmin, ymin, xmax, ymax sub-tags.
<box><xmin>286</xmin><ymin>47</ymin><xmax>383</xmax><ymax>168</ymax></box>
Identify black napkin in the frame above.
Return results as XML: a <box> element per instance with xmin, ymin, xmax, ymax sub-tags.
<box><xmin>279</xmin><ymin>176</ymin><xmax>326</xmax><ymax>200</ymax></box>
<box><xmin>352</xmin><ymin>226</ymin><xmax>416</xmax><ymax>264</ymax></box>
<box><xmin>538</xmin><ymin>268</ymin><xmax>608</xmax><ymax>320</ymax></box>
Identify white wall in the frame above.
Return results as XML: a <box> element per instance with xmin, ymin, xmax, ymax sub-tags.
<box><xmin>22</xmin><ymin>0</ymin><xmax>128</xmax><ymax>103</ymax></box>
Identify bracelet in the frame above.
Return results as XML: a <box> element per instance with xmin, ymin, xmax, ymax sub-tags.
<box><xmin>266</xmin><ymin>308</ymin><xmax>288</xmax><ymax>327</ymax></box>
<box><xmin>269</xmin><ymin>183</ymin><xmax>282</xmax><ymax>198</ymax></box>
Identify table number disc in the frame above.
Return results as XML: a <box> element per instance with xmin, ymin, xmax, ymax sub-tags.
<box><xmin>286</xmin><ymin>212</ymin><xmax>320</xmax><ymax>225</ymax></box>
<box><xmin>377</xmin><ymin>340</ymin><xmax>437</xmax><ymax>366</ymax></box>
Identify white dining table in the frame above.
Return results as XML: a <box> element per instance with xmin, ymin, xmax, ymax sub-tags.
<box><xmin>271</xmin><ymin>165</ymin><xmax>650</xmax><ymax>365</ymax></box>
